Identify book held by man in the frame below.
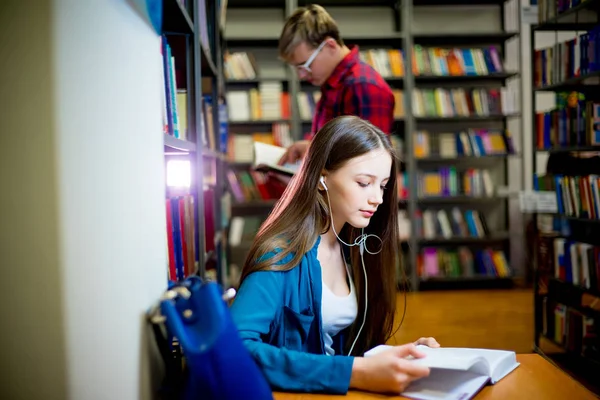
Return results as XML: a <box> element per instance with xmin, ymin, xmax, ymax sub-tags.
<box><xmin>253</xmin><ymin>141</ymin><xmax>299</xmax><ymax>177</ymax></box>
<box><xmin>365</xmin><ymin>345</ymin><xmax>520</xmax><ymax>400</ymax></box>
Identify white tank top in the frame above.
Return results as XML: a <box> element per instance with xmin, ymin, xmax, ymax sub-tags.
<box><xmin>321</xmin><ymin>263</ymin><xmax>358</xmax><ymax>356</ymax></box>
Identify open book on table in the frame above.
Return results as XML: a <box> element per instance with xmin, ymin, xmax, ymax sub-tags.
<box><xmin>365</xmin><ymin>345</ymin><xmax>520</xmax><ymax>400</ymax></box>
<box><xmin>252</xmin><ymin>142</ymin><xmax>299</xmax><ymax>177</ymax></box>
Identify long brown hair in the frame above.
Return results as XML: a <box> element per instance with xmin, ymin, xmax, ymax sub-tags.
<box><xmin>240</xmin><ymin>115</ymin><xmax>401</xmax><ymax>356</ymax></box>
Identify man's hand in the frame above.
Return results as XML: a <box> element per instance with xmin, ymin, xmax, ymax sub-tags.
<box><xmin>277</xmin><ymin>140</ymin><xmax>310</xmax><ymax>165</ymax></box>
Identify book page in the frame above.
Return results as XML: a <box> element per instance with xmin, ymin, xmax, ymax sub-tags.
<box><xmin>412</xmin><ymin>346</ymin><xmax>490</xmax><ymax>376</ymax></box>
<box><xmin>413</xmin><ymin>346</ymin><xmax>518</xmax><ymax>384</ymax></box>
<box><xmin>365</xmin><ymin>345</ymin><xmax>488</xmax><ymax>375</ymax></box>
<box><xmin>451</xmin><ymin>348</ymin><xmax>519</xmax><ymax>383</ymax></box>
<box><xmin>402</xmin><ymin>369</ymin><xmax>490</xmax><ymax>400</ymax></box>
<box><xmin>365</xmin><ymin>345</ymin><xmax>519</xmax><ymax>383</ymax></box>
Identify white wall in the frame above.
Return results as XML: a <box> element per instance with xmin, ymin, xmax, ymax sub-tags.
<box><xmin>54</xmin><ymin>0</ymin><xmax>167</xmax><ymax>398</ymax></box>
<box><xmin>0</xmin><ymin>1</ymin><xmax>68</xmax><ymax>399</ymax></box>
<box><xmin>1</xmin><ymin>0</ymin><xmax>168</xmax><ymax>398</ymax></box>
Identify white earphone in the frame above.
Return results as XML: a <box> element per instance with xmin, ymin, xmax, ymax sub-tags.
<box><xmin>320</xmin><ymin>175</ymin><xmax>328</xmax><ymax>191</ymax></box>
<box><xmin>319</xmin><ymin>174</ymin><xmax>382</xmax><ymax>355</ymax></box>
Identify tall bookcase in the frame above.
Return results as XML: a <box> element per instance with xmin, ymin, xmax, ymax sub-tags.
<box><xmin>162</xmin><ymin>0</ymin><xmax>230</xmax><ymax>286</ymax></box>
<box><xmin>223</xmin><ymin>0</ymin><xmax>524</xmax><ymax>291</ymax></box>
<box><xmin>530</xmin><ymin>0</ymin><xmax>600</xmax><ymax>394</ymax></box>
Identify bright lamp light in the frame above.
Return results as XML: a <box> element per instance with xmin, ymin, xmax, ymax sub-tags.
<box><xmin>166</xmin><ymin>159</ymin><xmax>191</xmax><ymax>187</ymax></box>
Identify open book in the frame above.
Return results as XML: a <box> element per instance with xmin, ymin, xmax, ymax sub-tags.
<box><xmin>365</xmin><ymin>345</ymin><xmax>520</xmax><ymax>400</ymax></box>
<box><xmin>252</xmin><ymin>142</ymin><xmax>299</xmax><ymax>177</ymax></box>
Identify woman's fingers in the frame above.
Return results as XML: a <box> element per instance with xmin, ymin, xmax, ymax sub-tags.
<box><xmin>414</xmin><ymin>337</ymin><xmax>440</xmax><ymax>348</ymax></box>
<box><xmin>396</xmin><ymin>357</ymin><xmax>431</xmax><ymax>379</ymax></box>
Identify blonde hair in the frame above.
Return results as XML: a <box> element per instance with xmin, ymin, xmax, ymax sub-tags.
<box><xmin>278</xmin><ymin>4</ymin><xmax>344</xmax><ymax>60</ymax></box>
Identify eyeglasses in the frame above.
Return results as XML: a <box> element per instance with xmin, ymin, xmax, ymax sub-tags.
<box><xmin>295</xmin><ymin>40</ymin><xmax>328</xmax><ymax>74</ymax></box>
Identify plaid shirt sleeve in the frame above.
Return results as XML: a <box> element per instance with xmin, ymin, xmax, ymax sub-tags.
<box><xmin>341</xmin><ymin>82</ymin><xmax>395</xmax><ymax>134</ymax></box>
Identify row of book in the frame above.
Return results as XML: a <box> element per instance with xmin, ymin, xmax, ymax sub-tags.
<box><xmin>359</xmin><ymin>46</ymin><xmax>504</xmax><ymax>78</ymax></box>
<box><xmin>415</xmin><ymin>208</ymin><xmax>493</xmax><ymax>240</ymax></box>
<box><xmin>298</xmin><ymin>89</ymin><xmax>405</xmax><ymax>121</ymax></box>
<box><xmin>534</xmin><ymin>24</ymin><xmax>600</xmax><ymax>87</ymax></box>
<box><xmin>224</xmin><ymin>51</ymin><xmax>258</xmax><ymax>80</ymax></box>
<box><xmin>165</xmin><ymin>195</ymin><xmax>197</xmax><ymax>282</ymax></box>
<box><xmin>414</xmin><ymin>129</ymin><xmax>515</xmax><ymax>159</ymax></box>
<box><xmin>537</xmin><ymin>0</ymin><xmax>598</xmax><ymax>25</ymax></box>
<box><xmin>227</xmin><ymin>84</ymin><xmax>290</xmax><ymax>122</ymax></box>
<box><xmin>418</xmin><ymin>247</ymin><xmax>511</xmax><ymax>279</ymax></box>
<box><xmin>165</xmin><ymin>188</ymin><xmax>223</xmax><ymax>282</ymax></box>
<box><xmin>224</xmin><ymin>46</ymin><xmax>505</xmax><ymax>81</ymax></box>
<box><xmin>534</xmin><ymin>173</ymin><xmax>600</xmax><ymax>220</ymax></box>
<box><xmin>225</xmin><ymin>86</ymin><xmax>517</xmax><ymax>122</ymax></box>
<box><xmin>159</xmin><ymin>36</ymin><xmax>227</xmax><ymax>153</ymax></box>
<box><xmin>227</xmin><ymin>124</ymin><xmax>293</xmax><ymax>163</ymax></box>
<box><xmin>552</xmin><ymin>238</ymin><xmax>600</xmax><ymax>291</ymax></box>
<box><xmin>412</xmin><ymin>87</ymin><xmax>517</xmax><ymax>118</ymax></box>
<box><xmin>535</xmin><ymin>92</ymin><xmax>600</xmax><ymax>149</ymax></box>
<box><xmin>402</xmin><ymin>167</ymin><xmax>495</xmax><ymax>199</ymax></box>
<box><xmin>542</xmin><ymin>299</ymin><xmax>598</xmax><ymax>358</ymax></box>
<box><xmin>226</xmin><ymin>169</ymin><xmax>285</xmax><ymax>203</ymax></box>
<box><xmin>160</xmin><ymin>36</ymin><xmax>186</xmax><ymax>140</ymax></box>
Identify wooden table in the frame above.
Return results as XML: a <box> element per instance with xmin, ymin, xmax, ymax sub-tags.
<box><xmin>273</xmin><ymin>354</ymin><xmax>598</xmax><ymax>399</ymax></box>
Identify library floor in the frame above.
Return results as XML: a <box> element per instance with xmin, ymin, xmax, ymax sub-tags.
<box><xmin>389</xmin><ymin>288</ymin><xmax>534</xmax><ymax>354</ymax></box>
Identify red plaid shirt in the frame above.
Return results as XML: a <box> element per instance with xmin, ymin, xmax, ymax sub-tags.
<box><xmin>310</xmin><ymin>46</ymin><xmax>395</xmax><ymax>137</ymax></box>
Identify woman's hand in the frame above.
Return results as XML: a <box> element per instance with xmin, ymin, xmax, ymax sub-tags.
<box><xmin>350</xmin><ymin>344</ymin><xmax>431</xmax><ymax>394</ymax></box>
<box><xmin>414</xmin><ymin>337</ymin><xmax>440</xmax><ymax>348</ymax></box>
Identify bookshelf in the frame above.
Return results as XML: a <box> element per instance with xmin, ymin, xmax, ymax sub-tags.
<box><xmin>530</xmin><ymin>0</ymin><xmax>600</xmax><ymax>394</ymax></box>
<box><xmin>162</xmin><ymin>0</ymin><xmax>230</xmax><ymax>286</ymax></box>
<box><xmin>222</xmin><ymin>0</ymin><xmax>523</xmax><ymax>290</ymax></box>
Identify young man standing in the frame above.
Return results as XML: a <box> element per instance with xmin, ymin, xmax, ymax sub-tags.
<box><xmin>277</xmin><ymin>4</ymin><xmax>395</xmax><ymax>165</ymax></box>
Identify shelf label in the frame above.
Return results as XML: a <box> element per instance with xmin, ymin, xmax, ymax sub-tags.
<box><xmin>521</xmin><ymin>5</ymin><xmax>539</xmax><ymax>25</ymax></box>
<box><xmin>519</xmin><ymin>190</ymin><xmax>557</xmax><ymax>213</ymax></box>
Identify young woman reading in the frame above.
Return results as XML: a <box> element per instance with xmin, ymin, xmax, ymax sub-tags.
<box><xmin>230</xmin><ymin>116</ymin><xmax>439</xmax><ymax>395</ymax></box>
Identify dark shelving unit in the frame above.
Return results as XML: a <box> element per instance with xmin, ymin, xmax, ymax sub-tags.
<box><xmin>531</xmin><ymin>1</ymin><xmax>600</xmax><ymax>394</ymax></box>
<box><xmin>223</xmin><ymin>0</ymin><xmax>522</xmax><ymax>291</ymax></box>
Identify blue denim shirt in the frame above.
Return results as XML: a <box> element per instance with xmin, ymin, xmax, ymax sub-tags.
<box><xmin>230</xmin><ymin>236</ymin><xmax>355</xmax><ymax>394</ymax></box>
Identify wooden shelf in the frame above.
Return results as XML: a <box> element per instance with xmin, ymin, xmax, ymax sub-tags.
<box><xmin>414</xmin><ymin>0</ymin><xmax>509</xmax><ymax>4</ymax></box>
<box><xmin>229</xmin><ymin>119</ymin><xmax>291</xmax><ymax>125</ymax></box>
<box><xmin>414</xmin><ymin>72</ymin><xmax>518</xmax><ymax>83</ymax></box>
<box><xmin>379</xmin><ymin>72</ymin><xmax>519</xmax><ymax>86</ymax></box>
<box><xmin>162</xmin><ymin>0</ymin><xmax>194</xmax><ymax>35</ymax></box>
<box><xmin>534</xmin><ymin>0</ymin><xmax>600</xmax><ymax>31</ymax></box>
<box><xmin>226</xmin><ymin>32</ymin><xmax>517</xmax><ymax>48</ymax></box>
<box><xmin>417</xmin><ymin>195</ymin><xmax>509</xmax><ymax>204</ymax></box>
<box><xmin>226</xmin><ymin>37</ymin><xmax>280</xmax><ymax>47</ymax></box>
<box><xmin>164</xmin><ymin>134</ymin><xmax>196</xmax><ymax>153</ymax></box>
<box><xmin>227</xmin><ymin>0</ymin><xmax>286</xmax><ymax>7</ymax></box>
<box><xmin>414</xmin><ymin>32</ymin><xmax>518</xmax><ymax>46</ymax></box>
<box><xmin>416</xmin><ymin>153</ymin><xmax>517</xmax><ymax>162</ymax></box>
<box><xmin>414</xmin><ymin>114</ymin><xmax>520</xmax><ymax>122</ymax></box>
<box><xmin>533</xmin><ymin>70</ymin><xmax>600</xmax><ymax>92</ymax></box>
<box><xmin>228</xmin><ymin>0</ymin><xmax>508</xmax><ymax>6</ymax></box>
<box><xmin>547</xmin><ymin>279</ymin><xmax>600</xmax><ymax>318</ymax></box>
<box><xmin>231</xmin><ymin>200</ymin><xmax>277</xmax><ymax>216</ymax></box>
<box><xmin>418</xmin><ymin>233</ymin><xmax>510</xmax><ymax>245</ymax></box>
<box><xmin>299</xmin><ymin>0</ymin><xmax>395</xmax><ymax>6</ymax></box>
<box><xmin>226</xmin><ymin>78</ymin><xmax>288</xmax><ymax>85</ymax></box>
<box><xmin>536</xmin><ymin>145</ymin><xmax>600</xmax><ymax>153</ymax></box>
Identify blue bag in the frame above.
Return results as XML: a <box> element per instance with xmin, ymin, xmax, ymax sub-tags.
<box><xmin>150</xmin><ymin>277</ymin><xmax>273</xmax><ymax>400</ymax></box>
